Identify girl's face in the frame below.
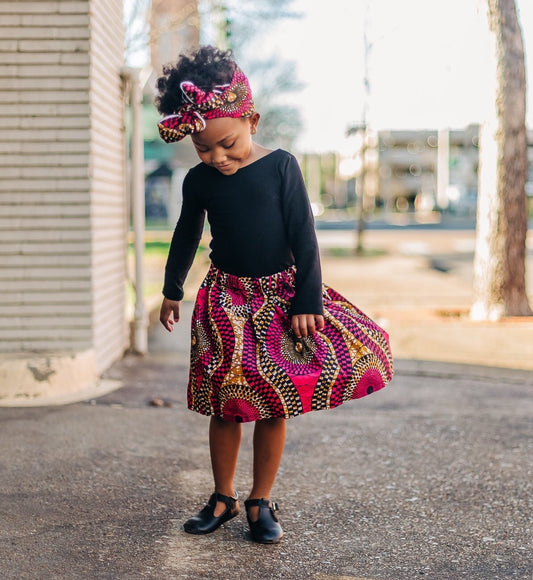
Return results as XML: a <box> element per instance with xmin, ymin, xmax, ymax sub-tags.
<box><xmin>191</xmin><ymin>115</ymin><xmax>260</xmax><ymax>175</ymax></box>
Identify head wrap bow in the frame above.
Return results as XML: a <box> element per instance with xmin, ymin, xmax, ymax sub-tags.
<box><xmin>158</xmin><ymin>69</ymin><xmax>255</xmax><ymax>143</ymax></box>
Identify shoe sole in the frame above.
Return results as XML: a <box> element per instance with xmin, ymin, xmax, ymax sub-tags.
<box><xmin>250</xmin><ymin>532</ymin><xmax>284</xmax><ymax>544</ymax></box>
<box><xmin>183</xmin><ymin>511</ymin><xmax>239</xmax><ymax>535</ymax></box>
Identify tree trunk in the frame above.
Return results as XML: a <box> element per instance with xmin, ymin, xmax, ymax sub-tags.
<box><xmin>471</xmin><ymin>0</ymin><xmax>531</xmax><ymax>320</ymax></box>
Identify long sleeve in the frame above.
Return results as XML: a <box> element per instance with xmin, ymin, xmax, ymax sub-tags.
<box><xmin>162</xmin><ymin>172</ymin><xmax>206</xmax><ymax>301</ymax></box>
<box><xmin>281</xmin><ymin>155</ymin><xmax>323</xmax><ymax>316</ymax></box>
<box><xmin>162</xmin><ymin>150</ymin><xmax>323</xmax><ymax>313</ymax></box>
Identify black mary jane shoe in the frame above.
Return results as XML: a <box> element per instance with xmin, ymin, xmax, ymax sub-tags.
<box><xmin>244</xmin><ymin>498</ymin><xmax>283</xmax><ymax>544</ymax></box>
<box><xmin>183</xmin><ymin>492</ymin><xmax>239</xmax><ymax>535</ymax></box>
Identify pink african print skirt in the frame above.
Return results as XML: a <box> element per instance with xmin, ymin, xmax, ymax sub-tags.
<box><xmin>187</xmin><ymin>264</ymin><xmax>393</xmax><ymax>423</ymax></box>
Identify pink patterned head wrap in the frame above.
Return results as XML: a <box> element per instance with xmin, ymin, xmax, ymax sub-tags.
<box><xmin>158</xmin><ymin>69</ymin><xmax>255</xmax><ymax>143</ymax></box>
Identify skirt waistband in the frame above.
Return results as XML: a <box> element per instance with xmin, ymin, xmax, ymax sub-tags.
<box><xmin>205</xmin><ymin>264</ymin><xmax>296</xmax><ymax>295</ymax></box>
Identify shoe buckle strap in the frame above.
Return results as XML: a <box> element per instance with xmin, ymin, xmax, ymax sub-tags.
<box><xmin>213</xmin><ymin>491</ymin><xmax>238</xmax><ymax>509</ymax></box>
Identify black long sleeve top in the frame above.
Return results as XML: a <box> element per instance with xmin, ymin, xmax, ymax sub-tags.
<box><xmin>163</xmin><ymin>148</ymin><xmax>323</xmax><ymax>315</ymax></box>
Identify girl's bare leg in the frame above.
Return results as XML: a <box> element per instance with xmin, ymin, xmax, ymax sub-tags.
<box><xmin>248</xmin><ymin>417</ymin><xmax>286</xmax><ymax>520</ymax></box>
<box><xmin>209</xmin><ymin>415</ymin><xmax>242</xmax><ymax>516</ymax></box>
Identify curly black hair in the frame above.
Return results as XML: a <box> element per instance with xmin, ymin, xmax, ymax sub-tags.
<box><xmin>155</xmin><ymin>46</ymin><xmax>239</xmax><ymax>116</ymax></box>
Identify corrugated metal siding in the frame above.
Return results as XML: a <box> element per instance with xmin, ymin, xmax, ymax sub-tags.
<box><xmin>0</xmin><ymin>0</ymin><xmax>127</xmax><ymax>372</ymax></box>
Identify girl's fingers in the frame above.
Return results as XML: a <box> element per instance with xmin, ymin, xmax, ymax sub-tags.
<box><xmin>160</xmin><ymin>299</ymin><xmax>181</xmax><ymax>332</ymax></box>
<box><xmin>291</xmin><ymin>314</ymin><xmax>324</xmax><ymax>337</ymax></box>
<box><xmin>161</xmin><ymin>312</ymin><xmax>174</xmax><ymax>332</ymax></box>
<box><xmin>172</xmin><ymin>304</ymin><xmax>180</xmax><ymax>323</ymax></box>
<box><xmin>291</xmin><ymin>316</ymin><xmax>301</xmax><ymax>337</ymax></box>
<box><xmin>305</xmin><ymin>315</ymin><xmax>315</xmax><ymax>336</ymax></box>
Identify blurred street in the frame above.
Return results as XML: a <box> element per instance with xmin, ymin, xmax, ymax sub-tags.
<box><xmin>146</xmin><ymin>221</ymin><xmax>533</xmax><ymax>370</ymax></box>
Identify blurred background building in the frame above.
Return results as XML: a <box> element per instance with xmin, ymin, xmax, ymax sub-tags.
<box><xmin>143</xmin><ymin>0</ymin><xmax>201</xmax><ymax>228</ymax></box>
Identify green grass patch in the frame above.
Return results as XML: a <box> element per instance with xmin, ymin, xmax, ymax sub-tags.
<box><xmin>128</xmin><ymin>240</ymin><xmax>170</xmax><ymax>258</ymax></box>
<box><xmin>324</xmin><ymin>247</ymin><xmax>387</xmax><ymax>258</ymax></box>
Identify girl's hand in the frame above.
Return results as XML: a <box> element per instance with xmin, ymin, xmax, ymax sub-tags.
<box><xmin>160</xmin><ymin>298</ymin><xmax>181</xmax><ymax>332</ymax></box>
<box><xmin>291</xmin><ymin>314</ymin><xmax>325</xmax><ymax>338</ymax></box>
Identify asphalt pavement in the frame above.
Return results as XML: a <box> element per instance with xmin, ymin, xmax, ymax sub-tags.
<box><xmin>1</xmin><ymin>228</ymin><xmax>532</xmax><ymax>579</ymax></box>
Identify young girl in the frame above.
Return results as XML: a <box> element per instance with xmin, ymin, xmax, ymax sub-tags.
<box><xmin>156</xmin><ymin>46</ymin><xmax>393</xmax><ymax>544</ymax></box>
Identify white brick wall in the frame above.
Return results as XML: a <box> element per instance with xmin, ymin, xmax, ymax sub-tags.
<box><xmin>0</xmin><ymin>0</ymin><xmax>127</xmax><ymax>377</ymax></box>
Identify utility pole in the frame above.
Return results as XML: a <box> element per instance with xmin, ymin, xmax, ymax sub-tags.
<box><xmin>355</xmin><ymin>126</ymin><xmax>367</xmax><ymax>255</ymax></box>
<box><xmin>436</xmin><ymin>127</ymin><xmax>450</xmax><ymax>211</ymax></box>
<box><xmin>355</xmin><ymin>2</ymin><xmax>371</xmax><ymax>255</ymax></box>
